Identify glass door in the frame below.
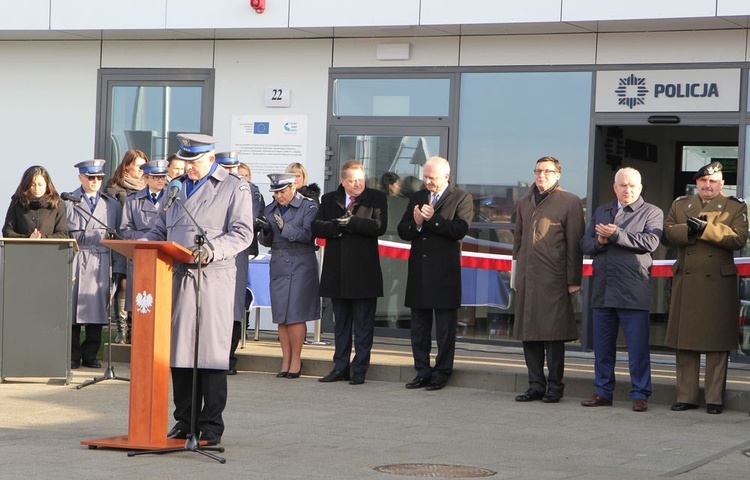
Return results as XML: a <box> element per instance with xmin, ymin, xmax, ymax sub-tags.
<box><xmin>326</xmin><ymin>126</ymin><xmax>448</xmax><ymax>336</ymax></box>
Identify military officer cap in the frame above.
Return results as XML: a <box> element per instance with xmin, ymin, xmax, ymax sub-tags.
<box><xmin>140</xmin><ymin>159</ymin><xmax>168</xmax><ymax>177</ymax></box>
<box><xmin>268</xmin><ymin>173</ymin><xmax>296</xmax><ymax>192</ymax></box>
<box><xmin>75</xmin><ymin>159</ymin><xmax>106</xmax><ymax>177</ymax></box>
<box><xmin>694</xmin><ymin>161</ymin><xmax>723</xmax><ymax>180</ymax></box>
<box><xmin>175</xmin><ymin>133</ymin><xmax>218</xmax><ymax>161</ymax></box>
<box><xmin>215</xmin><ymin>150</ymin><xmax>240</xmax><ymax>167</ymax></box>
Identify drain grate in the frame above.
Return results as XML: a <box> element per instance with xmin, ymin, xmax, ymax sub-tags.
<box><xmin>373</xmin><ymin>463</ymin><xmax>496</xmax><ymax>478</ymax></box>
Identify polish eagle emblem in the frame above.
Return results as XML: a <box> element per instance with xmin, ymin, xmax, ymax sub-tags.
<box><xmin>136</xmin><ymin>290</ymin><xmax>154</xmax><ymax>314</ymax></box>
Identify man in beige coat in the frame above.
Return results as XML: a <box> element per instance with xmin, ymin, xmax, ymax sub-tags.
<box><xmin>663</xmin><ymin>161</ymin><xmax>748</xmax><ymax>415</ymax></box>
<box><xmin>512</xmin><ymin>156</ymin><xmax>585</xmax><ymax>403</ymax></box>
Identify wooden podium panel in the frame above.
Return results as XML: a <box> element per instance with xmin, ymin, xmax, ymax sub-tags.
<box><xmin>82</xmin><ymin>240</ymin><xmax>192</xmax><ymax>450</ymax></box>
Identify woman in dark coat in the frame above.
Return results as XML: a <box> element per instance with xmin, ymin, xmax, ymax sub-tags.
<box><xmin>259</xmin><ymin>173</ymin><xmax>320</xmax><ymax>379</ymax></box>
<box><xmin>3</xmin><ymin>165</ymin><xmax>68</xmax><ymax>238</ymax></box>
<box><xmin>286</xmin><ymin>162</ymin><xmax>320</xmax><ymax>204</ymax></box>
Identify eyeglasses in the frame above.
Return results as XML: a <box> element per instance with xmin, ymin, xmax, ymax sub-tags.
<box><xmin>533</xmin><ymin>169</ymin><xmax>559</xmax><ymax>176</ymax></box>
<box><xmin>84</xmin><ymin>176</ymin><xmax>103</xmax><ymax>181</ymax></box>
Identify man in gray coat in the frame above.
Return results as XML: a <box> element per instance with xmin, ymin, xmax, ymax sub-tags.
<box><xmin>580</xmin><ymin>167</ymin><xmax>662</xmax><ymax>412</ymax></box>
<box><xmin>65</xmin><ymin>159</ymin><xmax>123</xmax><ymax>370</ymax></box>
<box><xmin>145</xmin><ymin>134</ymin><xmax>253</xmax><ymax>446</ymax></box>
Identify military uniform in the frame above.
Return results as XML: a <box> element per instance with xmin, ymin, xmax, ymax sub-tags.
<box><xmin>663</xmin><ymin>162</ymin><xmax>748</xmax><ymax>410</ymax></box>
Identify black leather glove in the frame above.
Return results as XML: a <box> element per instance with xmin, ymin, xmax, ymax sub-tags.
<box><xmin>191</xmin><ymin>245</ymin><xmax>211</xmax><ymax>264</ymax></box>
<box><xmin>255</xmin><ymin>216</ymin><xmax>271</xmax><ymax>233</ymax></box>
<box><xmin>333</xmin><ymin>210</ymin><xmax>353</xmax><ymax>227</ymax></box>
<box><xmin>686</xmin><ymin>215</ymin><xmax>707</xmax><ymax>235</ymax></box>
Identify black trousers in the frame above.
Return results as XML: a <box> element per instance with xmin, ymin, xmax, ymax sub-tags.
<box><xmin>410</xmin><ymin>308</ymin><xmax>457</xmax><ymax>381</ymax></box>
<box><xmin>229</xmin><ymin>319</ymin><xmax>244</xmax><ymax>372</ymax></box>
<box><xmin>71</xmin><ymin>324</ymin><xmax>103</xmax><ymax>362</ymax></box>
<box><xmin>171</xmin><ymin>367</ymin><xmax>228</xmax><ymax>436</ymax></box>
<box><xmin>522</xmin><ymin>340</ymin><xmax>566</xmax><ymax>396</ymax></box>
<box><xmin>331</xmin><ymin>298</ymin><xmax>377</xmax><ymax>375</ymax></box>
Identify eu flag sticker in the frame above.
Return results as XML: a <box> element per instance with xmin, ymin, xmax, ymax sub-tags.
<box><xmin>253</xmin><ymin>122</ymin><xmax>270</xmax><ymax>134</ymax></box>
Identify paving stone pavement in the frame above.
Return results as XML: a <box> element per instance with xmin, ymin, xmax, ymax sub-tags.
<box><xmin>2</xmin><ymin>351</ymin><xmax>750</xmax><ymax>479</ymax></box>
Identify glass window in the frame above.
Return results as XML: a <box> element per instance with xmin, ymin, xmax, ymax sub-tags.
<box><xmin>332</xmin><ymin>78</ymin><xmax>450</xmax><ymax>117</ymax></box>
<box><xmin>456</xmin><ymin>71</ymin><xmax>593</xmax><ymax>226</ymax></box>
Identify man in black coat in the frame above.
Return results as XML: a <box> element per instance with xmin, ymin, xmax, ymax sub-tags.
<box><xmin>313</xmin><ymin>161</ymin><xmax>388</xmax><ymax>385</ymax></box>
<box><xmin>397</xmin><ymin>156</ymin><xmax>474</xmax><ymax>391</ymax></box>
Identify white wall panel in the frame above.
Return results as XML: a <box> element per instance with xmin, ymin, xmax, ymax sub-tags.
<box><xmin>0</xmin><ymin>41</ymin><xmax>101</xmax><ymax>215</ymax></box>
<box><xmin>166</xmin><ymin>0</ymin><xmax>288</xmax><ymax>29</ymax></box>
<box><xmin>563</xmin><ymin>0</ymin><xmax>716</xmax><ymax>21</ymax></box>
<box><xmin>718</xmin><ymin>0</ymin><xmax>750</xmax><ymax>16</ymax></box>
<box><xmin>421</xmin><ymin>0</ymin><xmax>561</xmax><ymax>24</ymax></box>
<box><xmin>101</xmin><ymin>41</ymin><xmax>214</xmax><ymax>68</ymax></box>
<box><xmin>332</xmin><ymin>37</ymin><xmax>459</xmax><ymax>67</ymax></box>
<box><xmin>50</xmin><ymin>0</ymin><xmax>167</xmax><ymax>30</ymax></box>
<box><xmin>0</xmin><ymin>0</ymin><xmax>50</xmax><ymax>30</ymax></box>
<box><xmin>460</xmin><ymin>34</ymin><xmax>596</xmax><ymax>66</ymax></box>
<box><xmin>596</xmin><ymin>30</ymin><xmax>746</xmax><ymax>64</ymax></box>
<box><xmin>213</xmin><ymin>39</ymin><xmax>333</xmax><ymax>189</ymax></box>
<box><xmin>290</xmin><ymin>0</ymin><xmax>419</xmax><ymax>27</ymax></box>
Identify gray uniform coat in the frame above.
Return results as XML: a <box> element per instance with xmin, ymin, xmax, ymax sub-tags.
<box><xmin>663</xmin><ymin>193</ymin><xmax>748</xmax><ymax>351</ymax></box>
<box><xmin>259</xmin><ymin>192</ymin><xmax>320</xmax><ymax>325</ymax></box>
<box><xmin>580</xmin><ymin>197</ymin><xmax>663</xmax><ymax>311</ymax></box>
<box><xmin>513</xmin><ymin>186</ymin><xmax>585</xmax><ymax>341</ymax></box>
<box><xmin>146</xmin><ymin>166</ymin><xmax>254</xmax><ymax>369</ymax></box>
<box><xmin>120</xmin><ymin>188</ymin><xmax>166</xmax><ymax>311</ymax></box>
<box><xmin>66</xmin><ymin>188</ymin><xmax>123</xmax><ymax>325</ymax></box>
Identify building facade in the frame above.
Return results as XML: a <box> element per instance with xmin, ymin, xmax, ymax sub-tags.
<box><xmin>3</xmin><ymin>0</ymin><xmax>750</xmax><ymax>357</ymax></box>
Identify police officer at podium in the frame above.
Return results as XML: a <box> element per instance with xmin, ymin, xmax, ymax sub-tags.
<box><xmin>145</xmin><ymin>134</ymin><xmax>253</xmax><ymax>446</ymax></box>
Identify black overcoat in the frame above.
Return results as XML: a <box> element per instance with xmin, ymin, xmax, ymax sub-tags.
<box><xmin>397</xmin><ymin>184</ymin><xmax>474</xmax><ymax>309</ymax></box>
<box><xmin>312</xmin><ymin>185</ymin><xmax>388</xmax><ymax>299</ymax></box>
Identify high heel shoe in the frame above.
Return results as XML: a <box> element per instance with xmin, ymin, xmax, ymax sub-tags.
<box><xmin>287</xmin><ymin>361</ymin><xmax>303</xmax><ymax>379</ymax></box>
<box><xmin>276</xmin><ymin>371</ymin><xmax>289</xmax><ymax>378</ymax></box>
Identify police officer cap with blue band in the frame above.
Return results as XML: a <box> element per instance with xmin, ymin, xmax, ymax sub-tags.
<box><xmin>268</xmin><ymin>173</ymin><xmax>296</xmax><ymax>192</ymax></box>
<box><xmin>75</xmin><ymin>159</ymin><xmax>106</xmax><ymax>177</ymax></box>
<box><xmin>693</xmin><ymin>161</ymin><xmax>723</xmax><ymax>180</ymax></box>
<box><xmin>215</xmin><ymin>150</ymin><xmax>240</xmax><ymax>167</ymax></box>
<box><xmin>140</xmin><ymin>159</ymin><xmax>169</xmax><ymax>176</ymax></box>
<box><xmin>175</xmin><ymin>133</ymin><xmax>218</xmax><ymax>161</ymax></box>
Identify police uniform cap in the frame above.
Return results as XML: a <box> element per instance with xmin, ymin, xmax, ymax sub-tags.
<box><xmin>268</xmin><ymin>173</ymin><xmax>296</xmax><ymax>192</ymax></box>
<box><xmin>75</xmin><ymin>159</ymin><xmax>106</xmax><ymax>177</ymax></box>
<box><xmin>140</xmin><ymin>159</ymin><xmax>168</xmax><ymax>176</ymax></box>
<box><xmin>216</xmin><ymin>150</ymin><xmax>240</xmax><ymax>167</ymax></box>
<box><xmin>693</xmin><ymin>161</ymin><xmax>722</xmax><ymax>180</ymax></box>
<box><xmin>175</xmin><ymin>133</ymin><xmax>218</xmax><ymax>161</ymax></box>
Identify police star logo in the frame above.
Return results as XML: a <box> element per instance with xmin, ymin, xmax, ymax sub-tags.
<box><xmin>615</xmin><ymin>74</ymin><xmax>649</xmax><ymax>109</ymax></box>
<box><xmin>136</xmin><ymin>290</ymin><xmax>154</xmax><ymax>314</ymax></box>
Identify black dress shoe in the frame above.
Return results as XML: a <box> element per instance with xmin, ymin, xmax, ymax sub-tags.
<box><xmin>82</xmin><ymin>359</ymin><xmax>101</xmax><ymax>369</ymax></box>
<box><xmin>276</xmin><ymin>371</ymin><xmax>289</xmax><ymax>378</ymax></box>
<box><xmin>425</xmin><ymin>378</ymin><xmax>447</xmax><ymax>391</ymax></box>
<box><xmin>167</xmin><ymin>425</ymin><xmax>188</xmax><ymax>439</ymax></box>
<box><xmin>199</xmin><ymin>430</ymin><xmax>221</xmax><ymax>446</ymax></box>
<box><xmin>670</xmin><ymin>402</ymin><xmax>699</xmax><ymax>411</ymax></box>
<box><xmin>349</xmin><ymin>373</ymin><xmax>365</xmax><ymax>385</ymax></box>
<box><xmin>228</xmin><ymin>368</ymin><xmax>238</xmax><ymax>375</ymax></box>
<box><xmin>405</xmin><ymin>376</ymin><xmax>431</xmax><ymax>389</ymax></box>
<box><xmin>515</xmin><ymin>388</ymin><xmax>544</xmax><ymax>402</ymax></box>
<box><xmin>71</xmin><ymin>360</ymin><xmax>80</xmax><ymax>369</ymax></box>
<box><xmin>706</xmin><ymin>404</ymin><xmax>723</xmax><ymax>414</ymax></box>
<box><xmin>287</xmin><ymin>370</ymin><xmax>301</xmax><ymax>379</ymax></box>
<box><xmin>542</xmin><ymin>394</ymin><xmax>561</xmax><ymax>403</ymax></box>
<box><xmin>318</xmin><ymin>369</ymin><xmax>350</xmax><ymax>383</ymax></box>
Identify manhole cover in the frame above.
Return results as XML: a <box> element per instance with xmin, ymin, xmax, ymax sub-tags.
<box><xmin>373</xmin><ymin>463</ymin><xmax>496</xmax><ymax>478</ymax></box>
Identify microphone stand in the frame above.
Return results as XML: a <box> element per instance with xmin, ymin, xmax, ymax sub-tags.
<box><xmin>128</xmin><ymin>196</ymin><xmax>224</xmax><ymax>463</ymax></box>
<box><xmin>70</xmin><ymin>200</ymin><xmax>130</xmax><ymax>389</ymax></box>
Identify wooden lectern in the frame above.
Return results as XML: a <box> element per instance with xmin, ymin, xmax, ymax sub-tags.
<box><xmin>82</xmin><ymin>240</ymin><xmax>192</xmax><ymax>450</ymax></box>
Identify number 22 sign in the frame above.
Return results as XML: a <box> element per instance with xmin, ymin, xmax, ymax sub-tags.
<box><xmin>264</xmin><ymin>87</ymin><xmax>290</xmax><ymax>107</ymax></box>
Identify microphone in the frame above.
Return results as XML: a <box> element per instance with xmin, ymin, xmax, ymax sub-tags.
<box><xmin>61</xmin><ymin>192</ymin><xmax>82</xmax><ymax>203</ymax></box>
<box><xmin>164</xmin><ymin>179</ymin><xmax>183</xmax><ymax>211</ymax></box>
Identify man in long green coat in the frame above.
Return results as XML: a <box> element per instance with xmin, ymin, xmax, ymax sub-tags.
<box><xmin>663</xmin><ymin>161</ymin><xmax>748</xmax><ymax>415</ymax></box>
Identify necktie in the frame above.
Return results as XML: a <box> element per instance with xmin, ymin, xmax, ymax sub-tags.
<box><xmin>431</xmin><ymin>193</ymin><xmax>439</xmax><ymax>207</ymax></box>
<box><xmin>614</xmin><ymin>205</ymin><xmax>625</xmax><ymax>224</ymax></box>
<box><xmin>151</xmin><ymin>192</ymin><xmax>158</xmax><ymax>204</ymax></box>
<box><xmin>347</xmin><ymin>195</ymin><xmax>357</xmax><ymax>210</ymax></box>
<box><xmin>88</xmin><ymin>195</ymin><xmax>97</xmax><ymax>211</ymax></box>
